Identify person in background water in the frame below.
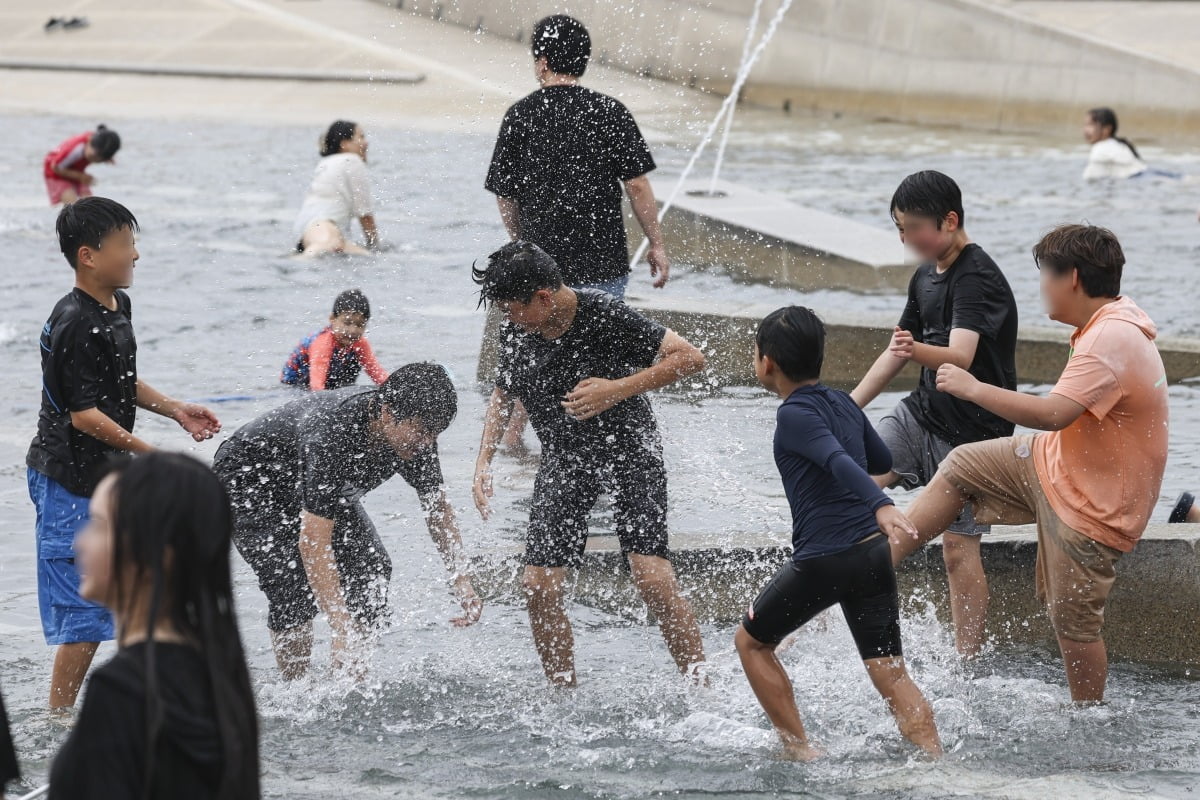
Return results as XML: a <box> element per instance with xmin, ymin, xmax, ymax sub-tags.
<box><xmin>293</xmin><ymin>120</ymin><xmax>379</xmax><ymax>257</ymax></box>
<box><xmin>27</xmin><ymin>197</ymin><xmax>221</xmax><ymax>710</ymax></box>
<box><xmin>892</xmin><ymin>224</ymin><xmax>1168</xmax><ymax>704</ymax></box>
<box><xmin>736</xmin><ymin>306</ymin><xmax>941</xmax><ymax>761</ymax></box>
<box><xmin>281</xmin><ymin>289</ymin><xmax>388</xmax><ymax>391</ymax></box>
<box><xmin>49</xmin><ymin>453</ymin><xmax>260</xmax><ymax>800</ymax></box>
<box><xmin>1081</xmin><ymin>107</ymin><xmax>1184</xmax><ymax>181</ymax></box>
<box><xmin>485</xmin><ymin>14</ymin><xmax>671</xmax><ymax>452</ymax></box>
<box><xmin>43</xmin><ymin>124</ymin><xmax>120</xmax><ymax>206</ymax></box>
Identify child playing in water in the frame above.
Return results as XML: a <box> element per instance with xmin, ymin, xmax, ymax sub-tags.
<box><xmin>43</xmin><ymin>125</ymin><xmax>120</xmax><ymax>205</ymax></box>
<box><xmin>892</xmin><ymin>224</ymin><xmax>1168</xmax><ymax>704</ymax></box>
<box><xmin>851</xmin><ymin>171</ymin><xmax>1018</xmax><ymax>658</ymax></box>
<box><xmin>27</xmin><ymin>197</ymin><xmax>222</xmax><ymax>709</ymax></box>
<box><xmin>1082</xmin><ymin>107</ymin><xmax>1162</xmax><ymax>180</ymax></box>
<box><xmin>281</xmin><ymin>289</ymin><xmax>388</xmax><ymax>391</ymax></box>
<box><xmin>736</xmin><ymin>306</ymin><xmax>942</xmax><ymax>761</ymax></box>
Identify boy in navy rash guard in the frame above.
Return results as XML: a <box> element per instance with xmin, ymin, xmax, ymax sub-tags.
<box><xmin>735</xmin><ymin>306</ymin><xmax>942</xmax><ymax>761</ymax></box>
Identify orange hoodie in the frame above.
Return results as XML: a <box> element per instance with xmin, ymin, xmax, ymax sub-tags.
<box><xmin>1033</xmin><ymin>296</ymin><xmax>1169</xmax><ymax>551</ymax></box>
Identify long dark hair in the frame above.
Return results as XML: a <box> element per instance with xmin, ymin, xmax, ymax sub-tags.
<box><xmin>1088</xmin><ymin>107</ymin><xmax>1140</xmax><ymax>160</ymax></box>
<box><xmin>320</xmin><ymin>120</ymin><xmax>358</xmax><ymax>157</ymax></box>
<box><xmin>108</xmin><ymin>453</ymin><xmax>260</xmax><ymax>800</ymax></box>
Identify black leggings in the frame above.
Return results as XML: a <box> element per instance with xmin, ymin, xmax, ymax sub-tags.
<box><xmin>742</xmin><ymin>535</ymin><xmax>903</xmax><ymax>660</ymax></box>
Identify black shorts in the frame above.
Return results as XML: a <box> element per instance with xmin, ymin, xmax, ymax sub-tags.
<box><xmin>742</xmin><ymin>535</ymin><xmax>902</xmax><ymax>660</ymax></box>
<box><xmin>525</xmin><ymin>442</ymin><xmax>670</xmax><ymax>569</ymax></box>
<box><xmin>217</xmin><ymin>456</ymin><xmax>391</xmax><ymax>633</ymax></box>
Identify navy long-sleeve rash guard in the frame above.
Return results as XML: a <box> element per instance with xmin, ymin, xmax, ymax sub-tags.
<box><xmin>774</xmin><ymin>384</ymin><xmax>894</xmax><ymax>560</ymax></box>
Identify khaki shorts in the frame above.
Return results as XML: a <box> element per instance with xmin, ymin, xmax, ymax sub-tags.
<box><xmin>938</xmin><ymin>434</ymin><xmax>1122</xmax><ymax>642</ymax></box>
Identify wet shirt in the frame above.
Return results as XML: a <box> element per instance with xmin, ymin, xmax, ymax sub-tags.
<box><xmin>214</xmin><ymin>386</ymin><xmax>443</xmax><ymax>521</ymax></box>
<box><xmin>898</xmin><ymin>244</ymin><xmax>1018</xmax><ymax>447</ymax></box>
<box><xmin>280</xmin><ymin>327</ymin><xmax>388</xmax><ymax>391</ymax></box>
<box><xmin>26</xmin><ymin>288</ymin><xmax>138</xmax><ymax>497</ymax></box>
<box><xmin>50</xmin><ymin>644</ymin><xmax>227</xmax><ymax>800</ymax></box>
<box><xmin>496</xmin><ymin>290</ymin><xmax>665</xmax><ymax>454</ymax></box>
<box><xmin>485</xmin><ymin>85</ymin><xmax>656</xmax><ymax>285</ymax></box>
<box><xmin>775</xmin><ymin>385</ymin><xmax>894</xmax><ymax>561</ymax></box>
<box><xmin>44</xmin><ymin>131</ymin><xmax>91</xmax><ymax>179</ymax></box>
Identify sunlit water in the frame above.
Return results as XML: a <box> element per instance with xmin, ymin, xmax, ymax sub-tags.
<box><xmin>1</xmin><ymin>112</ymin><xmax>1198</xmax><ymax>798</ymax></box>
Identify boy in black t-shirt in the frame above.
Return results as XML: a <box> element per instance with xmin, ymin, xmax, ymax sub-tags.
<box><xmin>485</xmin><ymin>14</ymin><xmax>668</xmax><ymax>298</ymax></box>
<box><xmin>851</xmin><ymin>171</ymin><xmax>1018</xmax><ymax>657</ymax></box>
<box><xmin>471</xmin><ymin>241</ymin><xmax>706</xmax><ymax>687</ymax></box>
<box><xmin>212</xmin><ymin>365</ymin><xmax>482</xmax><ymax>680</ymax></box>
<box><xmin>26</xmin><ymin>197</ymin><xmax>222</xmax><ymax>708</ymax></box>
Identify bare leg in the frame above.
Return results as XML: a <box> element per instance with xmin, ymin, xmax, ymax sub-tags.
<box><xmin>863</xmin><ymin>656</ymin><xmax>943</xmax><ymax>757</ymax></box>
<box><xmin>271</xmin><ymin>622</ymin><xmax>314</xmax><ymax>680</ymax></box>
<box><xmin>49</xmin><ymin>641</ymin><xmax>99</xmax><ymax>708</ymax></box>
<box><xmin>59</xmin><ymin>187</ymin><xmax>80</xmax><ymax>206</ymax></box>
<box><xmin>1057</xmin><ymin>636</ymin><xmax>1108</xmax><ymax>703</ymax></box>
<box><xmin>628</xmin><ymin>554</ymin><xmax>705</xmax><ymax>678</ymax></box>
<box><xmin>299</xmin><ymin>220</ymin><xmax>348</xmax><ymax>258</ymax></box>
<box><xmin>941</xmin><ymin>532</ymin><xmax>989</xmax><ymax>657</ymax></box>
<box><xmin>891</xmin><ymin>472</ymin><xmax>970</xmax><ymax>565</ymax></box>
<box><xmin>1188</xmin><ymin>504</ymin><xmax>1200</xmax><ymax>523</ymax></box>
<box><xmin>734</xmin><ymin>625</ymin><xmax>822</xmax><ymax>761</ymax></box>
<box><xmin>522</xmin><ymin>566</ymin><xmax>575</xmax><ymax>686</ymax></box>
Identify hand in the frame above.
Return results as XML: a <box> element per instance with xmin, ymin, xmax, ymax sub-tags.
<box><xmin>450</xmin><ymin>576</ymin><xmax>483</xmax><ymax>627</ymax></box>
<box><xmin>648</xmin><ymin>243</ymin><xmax>670</xmax><ymax>288</ymax></box>
<box><xmin>79</xmin><ymin>173</ymin><xmax>95</xmax><ymax>186</ymax></box>
<box><xmin>888</xmin><ymin>327</ymin><xmax>915</xmax><ymax>360</ymax></box>
<box><xmin>172</xmin><ymin>402</ymin><xmax>221</xmax><ymax>441</ymax></box>
<box><xmin>935</xmin><ymin>363</ymin><xmax>980</xmax><ymax>400</ymax></box>
<box><xmin>473</xmin><ymin>464</ymin><xmax>494</xmax><ymax>520</ymax></box>
<box><xmin>876</xmin><ymin>504</ymin><xmax>919</xmax><ymax>546</ymax></box>
<box><xmin>562</xmin><ymin>377</ymin><xmax>626</xmax><ymax>421</ymax></box>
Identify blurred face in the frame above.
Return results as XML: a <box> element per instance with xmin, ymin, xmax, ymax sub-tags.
<box><xmin>1038</xmin><ymin>262</ymin><xmax>1077</xmax><ymax>324</ymax></box>
<box><xmin>378</xmin><ymin>409</ymin><xmax>437</xmax><ymax>459</ymax></box>
<box><xmin>1082</xmin><ymin>114</ymin><xmax>1108</xmax><ymax>144</ymax></box>
<box><xmin>499</xmin><ymin>290</ymin><xmax>555</xmax><ymax>333</ymax></box>
<box><xmin>330</xmin><ymin>310</ymin><xmax>368</xmax><ymax>346</ymax></box>
<box><xmin>892</xmin><ymin>209</ymin><xmax>957</xmax><ymax>263</ymax></box>
<box><xmin>77</xmin><ymin>225</ymin><xmax>138</xmax><ymax>289</ymax></box>
<box><xmin>76</xmin><ymin>475</ymin><xmax>117</xmax><ymax>607</ymax></box>
<box><xmin>342</xmin><ymin>125</ymin><xmax>368</xmax><ymax>160</ymax></box>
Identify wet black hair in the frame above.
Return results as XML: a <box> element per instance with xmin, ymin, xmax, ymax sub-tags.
<box><xmin>332</xmin><ymin>288</ymin><xmax>370</xmax><ymax>320</ymax></box>
<box><xmin>531</xmin><ymin>15</ymin><xmax>591</xmax><ymax>77</ymax></box>
<box><xmin>320</xmin><ymin>120</ymin><xmax>358</xmax><ymax>157</ymax></box>
<box><xmin>471</xmin><ymin>240</ymin><xmax>563</xmax><ymax>308</ymax></box>
<box><xmin>756</xmin><ymin>306</ymin><xmax>826</xmax><ymax>383</ymax></box>
<box><xmin>376</xmin><ymin>362</ymin><xmax>458</xmax><ymax>434</ymax></box>
<box><xmin>90</xmin><ymin>124</ymin><xmax>121</xmax><ymax>161</ymax></box>
<box><xmin>103</xmin><ymin>453</ymin><xmax>260</xmax><ymax>800</ymax></box>
<box><xmin>1033</xmin><ymin>223</ymin><xmax>1124</xmax><ymax>299</ymax></box>
<box><xmin>1088</xmin><ymin>107</ymin><xmax>1140</xmax><ymax>160</ymax></box>
<box><xmin>56</xmin><ymin>196</ymin><xmax>139</xmax><ymax>269</ymax></box>
<box><xmin>889</xmin><ymin>170</ymin><xmax>965</xmax><ymax>230</ymax></box>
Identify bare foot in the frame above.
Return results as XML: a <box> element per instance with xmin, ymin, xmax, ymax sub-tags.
<box><xmin>779</xmin><ymin>731</ymin><xmax>825</xmax><ymax>762</ymax></box>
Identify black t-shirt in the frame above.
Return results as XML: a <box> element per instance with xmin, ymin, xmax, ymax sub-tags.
<box><xmin>49</xmin><ymin>643</ymin><xmax>227</xmax><ymax>800</ymax></box>
<box><xmin>485</xmin><ymin>85</ymin><xmax>656</xmax><ymax>285</ymax></box>
<box><xmin>214</xmin><ymin>386</ymin><xmax>444</xmax><ymax>521</ymax></box>
<box><xmin>26</xmin><ymin>288</ymin><xmax>138</xmax><ymax>497</ymax></box>
<box><xmin>0</xmin><ymin>686</ymin><xmax>17</xmax><ymax>791</ymax></box>
<box><xmin>898</xmin><ymin>243</ymin><xmax>1018</xmax><ymax>446</ymax></box>
<box><xmin>496</xmin><ymin>290</ymin><xmax>666</xmax><ymax>453</ymax></box>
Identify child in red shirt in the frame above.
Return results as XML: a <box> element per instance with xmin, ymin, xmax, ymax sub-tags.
<box><xmin>281</xmin><ymin>289</ymin><xmax>388</xmax><ymax>391</ymax></box>
<box><xmin>44</xmin><ymin>125</ymin><xmax>121</xmax><ymax>206</ymax></box>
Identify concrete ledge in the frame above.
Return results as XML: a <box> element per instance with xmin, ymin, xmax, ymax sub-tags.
<box><xmin>653</xmin><ymin>179</ymin><xmax>913</xmax><ymax>293</ymax></box>
<box><xmin>469</xmin><ymin>524</ymin><xmax>1200</xmax><ymax>669</ymax></box>
<box><xmin>0</xmin><ymin>58</ymin><xmax>425</xmax><ymax>84</ymax></box>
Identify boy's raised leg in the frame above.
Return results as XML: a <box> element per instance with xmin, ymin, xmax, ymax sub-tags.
<box><xmin>890</xmin><ymin>473</ymin><xmax>970</xmax><ymax>564</ymax></box>
<box><xmin>522</xmin><ymin>566</ymin><xmax>576</xmax><ymax>687</ymax></box>
<box><xmin>863</xmin><ymin>656</ymin><xmax>943</xmax><ymax>757</ymax></box>
<box><xmin>49</xmin><ymin>641</ymin><xmax>98</xmax><ymax>708</ymax></box>
<box><xmin>941</xmin><ymin>532</ymin><xmax>989</xmax><ymax>657</ymax></box>
<box><xmin>734</xmin><ymin>626</ymin><xmax>822</xmax><ymax>761</ymax></box>
<box><xmin>628</xmin><ymin>554</ymin><xmax>705</xmax><ymax>678</ymax></box>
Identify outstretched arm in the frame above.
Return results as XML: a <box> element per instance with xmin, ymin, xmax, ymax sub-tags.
<box><xmin>562</xmin><ymin>330</ymin><xmax>705</xmax><ymax>421</ymax></box>
<box><xmin>70</xmin><ymin>407</ymin><xmax>154</xmax><ymax>454</ymax></box>
<box><xmin>936</xmin><ymin>365</ymin><xmax>1085</xmax><ymax>431</ymax></box>
<box><xmin>135</xmin><ymin>380</ymin><xmax>220</xmax><ymax>441</ymax></box>
<box><xmin>473</xmin><ymin>386</ymin><xmax>516</xmax><ymax>519</ymax></box>
<box><xmin>423</xmin><ymin>490</ymin><xmax>482</xmax><ymax>626</ymax></box>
